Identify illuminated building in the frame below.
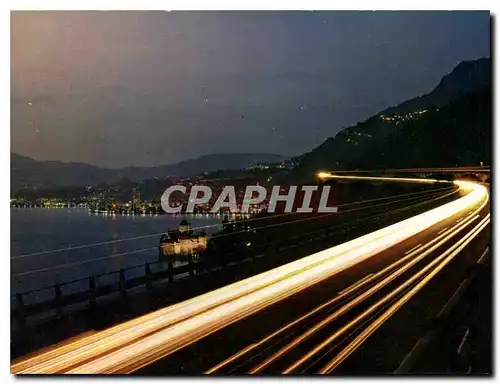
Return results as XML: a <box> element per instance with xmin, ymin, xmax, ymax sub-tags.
<box><xmin>159</xmin><ymin>220</ymin><xmax>208</xmax><ymax>258</ymax></box>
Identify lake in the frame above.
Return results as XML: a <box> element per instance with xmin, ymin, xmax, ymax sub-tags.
<box><xmin>11</xmin><ymin>208</ymin><xmax>222</xmax><ymax>294</ymax></box>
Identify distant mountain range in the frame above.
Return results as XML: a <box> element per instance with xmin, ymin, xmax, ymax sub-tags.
<box><xmin>11</xmin><ymin>57</ymin><xmax>491</xmax><ymax>191</ymax></box>
<box><xmin>289</xmin><ymin>57</ymin><xmax>491</xmax><ymax>181</ymax></box>
<box><xmin>11</xmin><ymin>153</ymin><xmax>287</xmax><ymax>191</ymax></box>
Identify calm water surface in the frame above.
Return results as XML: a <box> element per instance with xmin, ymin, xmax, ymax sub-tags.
<box><xmin>11</xmin><ymin>208</ymin><xmax>222</xmax><ymax>294</ymax></box>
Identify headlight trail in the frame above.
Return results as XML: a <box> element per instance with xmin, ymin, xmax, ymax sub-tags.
<box><xmin>318</xmin><ymin>213</ymin><xmax>490</xmax><ymax>374</ymax></box>
<box><xmin>205</xmin><ymin>188</ymin><xmax>459</xmax><ymax>374</ymax></box>
<box><xmin>12</xmin><ymin>188</ymin><xmax>459</xmax><ymax>372</ymax></box>
<box><xmin>281</xmin><ymin>214</ymin><xmax>489</xmax><ymax>374</ymax></box>
<box><xmin>11</xmin><ymin>185</ymin><xmax>454</xmax><ymax>373</ymax></box>
<box><xmin>317</xmin><ymin>172</ymin><xmax>451</xmax><ymax>184</ymax></box>
<box><xmin>317</xmin><ymin>166</ymin><xmax>490</xmax><ymax>175</ymax></box>
<box><xmin>208</xmin><ymin>192</ymin><xmax>485</xmax><ymax>374</ymax></box>
<box><xmin>12</xmin><ymin>176</ymin><xmax>488</xmax><ymax>374</ymax></box>
<box><xmin>248</xmin><ymin>206</ymin><xmax>486</xmax><ymax>374</ymax></box>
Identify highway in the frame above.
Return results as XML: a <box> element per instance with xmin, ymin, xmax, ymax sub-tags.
<box><xmin>11</xmin><ymin>175</ymin><xmax>490</xmax><ymax>374</ymax></box>
<box><xmin>317</xmin><ymin>166</ymin><xmax>490</xmax><ymax>174</ymax></box>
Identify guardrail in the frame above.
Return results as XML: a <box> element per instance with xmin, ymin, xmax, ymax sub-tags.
<box><xmin>395</xmin><ymin>247</ymin><xmax>491</xmax><ymax>374</ymax></box>
<box><xmin>11</xmin><ymin>224</ymin><xmax>344</xmax><ymax>329</ymax></box>
<box><xmin>11</xmin><ymin>189</ymin><xmax>453</xmax><ymax>331</ymax></box>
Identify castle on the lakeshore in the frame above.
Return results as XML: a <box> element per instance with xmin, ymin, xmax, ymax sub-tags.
<box><xmin>159</xmin><ymin>219</ymin><xmax>208</xmax><ymax>258</ymax></box>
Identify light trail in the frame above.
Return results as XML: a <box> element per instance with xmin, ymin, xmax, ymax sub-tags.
<box><xmin>286</xmin><ymin>213</ymin><xmax>489</xmax><ymax>374</ymax></box>
<box><xmin>281</xmin><ymin>216</ymin><xmax>487</xmax><ymax>373</ymax></box>
<box><xmin>206</xmin><ymin>186</ymin><xmax>455</xmax><ymax>241</ymax></box>
<box><xmin>404</xmin><ymin>244</ymin><xmax>422</xmax><ymax>255</ymax></box>
<box><xmin>317</xmin><ymin>166</ymin><xmax>490</xmax><ymax>174</ymax></box>
<box><xmin>11</xmin><ymin>187</ymin><xmax>456</xmax><ymax>373</ymax></box>
<box><xmin>437</xmin><ymin>227</ymin><xmax>448</xmax><ymax>235</ymax></box>
<box><xmin>13</xmin><ymin>186</ymin><xmax>452</xmax><ymax>279</ymax></box>
<box><xmin>317</xmin><ymin>173</ymin><xmax>451</xmax><ymax>184</ymax></box>
<box><xmin>318</xmin><ymin>214</ymin><xmax>490</xmax><ymax>374</ymax></box>
<box><xmin>338</xmin><ymin>274</ymin><xmax>374</xmax><ymax>296</ymax></box>
<box><xmin>208</xmin><ymin>194</ymin><xmax>484</xmax><ymax>374</ymax></box>
<box><xmin>205</xmin><ymin>190</ymin><xmax>461</xmax><ymax>374</ymax></box>
<box><xmin>12</xmin><ymin>177</ymin><xmax>488</xmax><ymax>374</ymax></box>
<box><xmin>12</xmin><ymin>184</ymin><xmax>452</xmax><ymax>261</ymax></box>
<box><xmin>253</xmin><ymin>204</ymin><xmax>486</xmax><ymax>374</ymax></box>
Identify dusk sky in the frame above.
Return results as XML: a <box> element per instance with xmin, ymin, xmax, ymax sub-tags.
<box><xmin>11</xmin><ymin>11</ymin><xmax>490</xmax><ymax>168</ymax></box>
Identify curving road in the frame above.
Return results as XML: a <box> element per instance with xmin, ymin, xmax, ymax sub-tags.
<box><xmin>12</xmin><ymin>175</ymin><xmax>490</xmax><ymax>374</ymax></box>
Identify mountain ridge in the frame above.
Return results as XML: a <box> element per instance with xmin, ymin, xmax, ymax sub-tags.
<box><xmin>288</xmin><ymin>57</ymin><xmax>491</xmax><ymax>181</ymax></box>
<box><xmin>11</xmin><ymin>152</ymin><xmax>288</xmax><ymax>191</ymax></box>
<box><xmin>381</xmin><ymin>57</ymin><xmax>490</xmax><ymax>115</ymax></box>
<box><xmin>11</xmin><ymin>57</ymin><xmax>491</xmax><ymax>190</ymax></box>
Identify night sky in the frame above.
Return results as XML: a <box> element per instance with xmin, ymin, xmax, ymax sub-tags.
<box><xmin>11</xmin><ymin>11</ymin><xmax>490</xmax><ymax>168</ymax></box>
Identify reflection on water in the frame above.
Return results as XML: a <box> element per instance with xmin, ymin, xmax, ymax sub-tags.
<box><xmin>11</xmin><ymin>207</ymin><xmax>222</xmax><ymax>294</ymax></box>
